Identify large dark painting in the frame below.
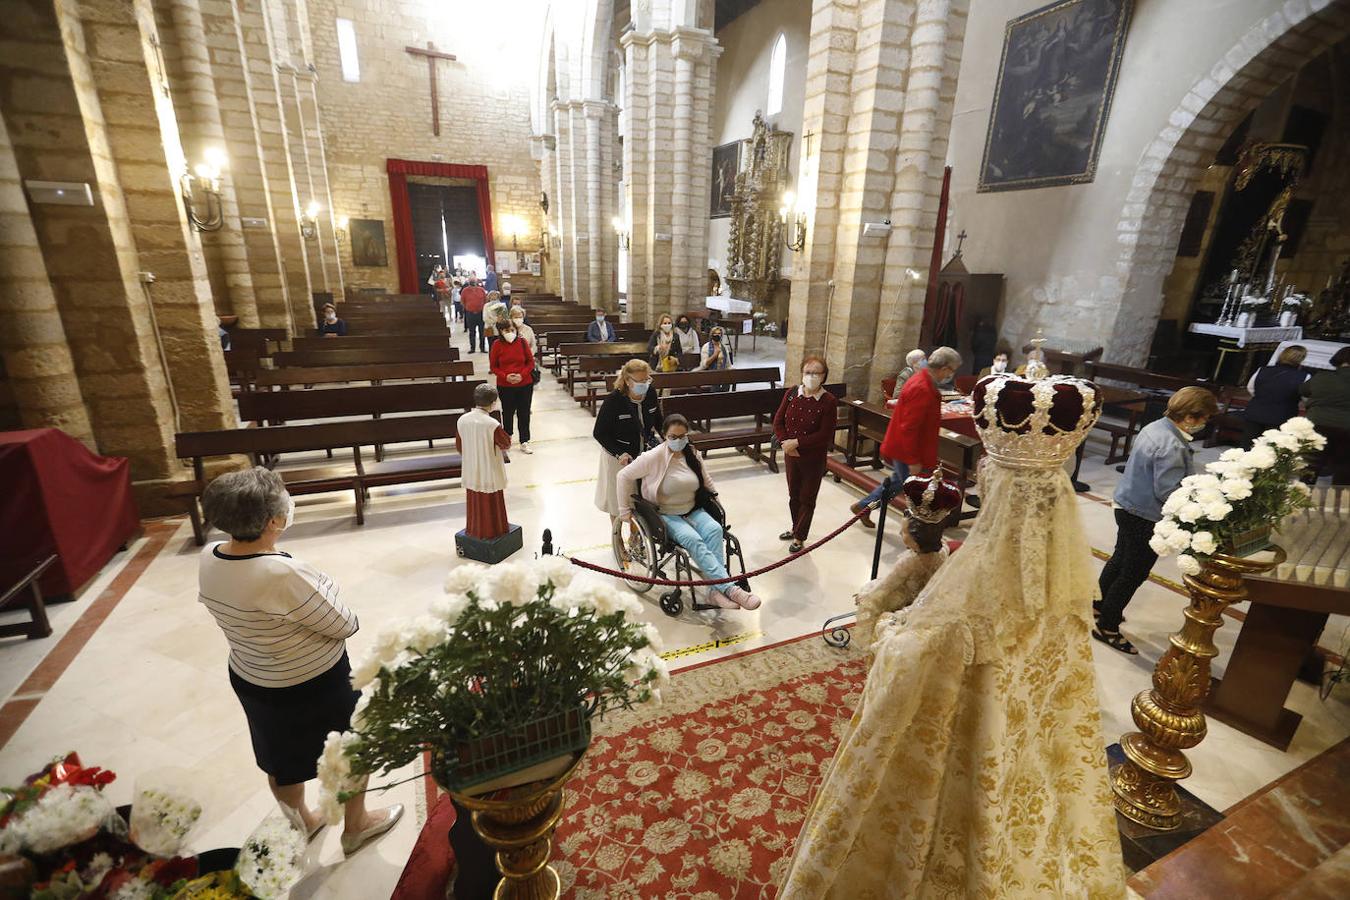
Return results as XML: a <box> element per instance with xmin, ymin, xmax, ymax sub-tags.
<box><xmin>710</xmin><ymin>141</ymin><xmax>741</xmax><ymax>218</ymax></box>
<box><xmin>350</xmin><ymin>218</ymin><xmax>388</xmax><ymax>267</ymax></box>
<box><xmin>978</xmin><ymin>0</ymin><xmax>1133</xmax><ymax>192</ymax></box>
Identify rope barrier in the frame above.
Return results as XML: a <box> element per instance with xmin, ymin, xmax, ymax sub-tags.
<box><xmin>566</xmin><ymin>505</ymin><xmax>879</xmax><ymax>587</ymax></box>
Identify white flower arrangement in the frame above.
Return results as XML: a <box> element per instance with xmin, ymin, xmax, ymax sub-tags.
<box><xmin>321</xmin><ymin>559</ymin><xmax>667</xmax><ymax>816</ymax></box>
<box><xmin>1151</xmin><ymin>417</ymin><xmax>1325</xmax><ymax>574</ymax></box>
<box><xmin>0</xmin><ymin>783</ymin><xmax>116</xmax><ymax>854</ymax></box>
<box><xmin>128</xmin><ymin>785</ymin><xmax>202</xmax><ymax>857</ymax></box>
<box><xmin>235</xmin><ymin>812</ymin><xmax>306</xmax><ymax>900</ymax></box>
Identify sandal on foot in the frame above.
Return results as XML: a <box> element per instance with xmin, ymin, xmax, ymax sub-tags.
<box><xmin>788</xmin><ymin>540</ymin><xmax>804</xmax><ymax>554</ymax></box>
<box><xmin>779</xmin><ymin>531</ymin><xmax>795</xmax><ymax>541</ymax></box>
<box><xmin>1092</xmin><ymin>627</ymin><xmax>1138</xmax><ymax>655</ymax></box>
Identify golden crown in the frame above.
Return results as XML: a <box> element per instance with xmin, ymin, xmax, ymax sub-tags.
<box><xmin>972</xmin><ymin>374</ymin><xmax>1102</xmax><ymax>469</ymax></box>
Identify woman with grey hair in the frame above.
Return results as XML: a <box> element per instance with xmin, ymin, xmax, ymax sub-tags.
<box><xmin>198</xmin><ymin>467</ymin><xmax>401</xmax><ymax>854</ymax></box>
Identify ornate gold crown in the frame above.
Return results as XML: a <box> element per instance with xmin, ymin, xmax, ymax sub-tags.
<box><xmin>972</xmin><ymin>374</ymin><xmax>1102</xmax><ymax>469</ymax></box>
<box><xmin>901</xmin><ymin>473</ymin><xmax>962</xmax><ymax>524</ymax></box>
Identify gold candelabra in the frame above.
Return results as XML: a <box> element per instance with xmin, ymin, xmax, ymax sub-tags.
<box><xmin>1110</xmin><ymin>546</ymin><xmax>1285</xmax><ymax>830</ymax></box>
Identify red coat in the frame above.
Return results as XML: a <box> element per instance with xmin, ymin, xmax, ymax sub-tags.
<box><xmin>489</xmin><ymin>336</ymin><xmax>534</xmax><ymax>387</ymax></box>
<box><xmin>879</xmin><ymin>367</ymin><xmax>940</xmax><ymax>470</ymax></box>
<box><xmin>460</xmin><ymin>285</ymin><xmax>487</xmax><ymax>313</ymax></box>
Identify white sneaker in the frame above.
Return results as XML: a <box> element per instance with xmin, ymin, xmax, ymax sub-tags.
<box><xmin>520</xmin><ymin>442</ymin><xmax>533</xmax><ymax>454</ymax></box>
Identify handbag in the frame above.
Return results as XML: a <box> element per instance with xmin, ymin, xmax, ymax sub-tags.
<box><xmin>532</xmin><ymin>367</ymin><xmax>542</xmax><ymax>385</ymax></box>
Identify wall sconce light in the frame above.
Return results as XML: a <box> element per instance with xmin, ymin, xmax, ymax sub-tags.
<box><xmin>780</xmin><ymin>191</ymin><xmax>806</xmax><ymax>253</ymax></box>
<box><xmin>182</xmin><ymin>147</ymin><xmax>227</xmax><ymax>232</ymax></box>
<box><xmin>336</xmin><ymin>215</ymin><xmax>350</xmax><ymax>236</ymax></box>
<box><xmin>612</xmin><ymin>215</ymin><xmax>630</xmax><ymax>251</ymax></box>
<box><xmin>299</xmin><ymin>201</ymin><xmax>321</xmax><ymax>241</ymax></box>
<box><xmin>501</xmin><ymin>214</ymin><xmax>524</xmax><ymax>251</ymax></box>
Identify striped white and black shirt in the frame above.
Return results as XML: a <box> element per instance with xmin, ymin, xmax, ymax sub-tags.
<box><xmin>198</xmin><ymin>543</ymin><xmax>359</xmax><ymax>688</ymax></box>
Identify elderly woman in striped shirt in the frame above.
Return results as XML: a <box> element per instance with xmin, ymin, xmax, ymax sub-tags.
<box><xmin>199</xmin><ymin>467</ymin><xmax>401</xmax><ymax>854</ymax></box>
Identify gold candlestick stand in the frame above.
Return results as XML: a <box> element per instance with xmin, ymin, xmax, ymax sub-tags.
<box><xmin>448</xmin><ymin>753</ymin><xmax>584</xmax><ymax>900</ymax></box>
<box><xmin>1110</xmin><ymin>547</ymin><xmax>1285</xmax><ymax>830</ymax></box>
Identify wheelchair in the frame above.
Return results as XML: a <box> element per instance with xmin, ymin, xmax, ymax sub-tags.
<box><xmin>611</xmin><ymin>490</ymin><xmax>750</xmax><ymax>616</ymax></box>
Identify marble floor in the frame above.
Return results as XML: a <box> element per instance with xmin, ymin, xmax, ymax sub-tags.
<box><xmin>1</xmin><ymin>323</ymin><xmax>1347</xmax><ymax>898</ymax></box>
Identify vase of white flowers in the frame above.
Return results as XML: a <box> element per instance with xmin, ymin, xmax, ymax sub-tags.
<box><xmin>317</xmin><ymin>557</ymin><xmax>667</xmax><ymax>900</ymax></box>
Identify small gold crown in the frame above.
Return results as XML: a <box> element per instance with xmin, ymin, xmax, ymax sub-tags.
<box><xmin>972</xmin><ymin>374</ymin><xmax>1102</xmax><ymax>469</ymax></box>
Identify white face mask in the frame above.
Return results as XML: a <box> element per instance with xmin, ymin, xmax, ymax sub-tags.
<box><xmin>802</xmin><ymin>373</ymin><xmax>823</xmax><ymax>391</ymax></box>
<box><xmin>277</xmin><ymin>494</ymin><xmax>295</xmax><ymax>532</ymax></box>
<box><xmin>667</xmin><ymin>436</ymin><xmax>688</xmax><ymax>452</ymax></box>
<box><xmin>661</xmin><ymin>323</ymin><xmax>673</xmax><ymax>333</ymax></box>
<box><xmin>991</xmin><ymin>359</ymin><xmax>1007</xmax><ymax>373</ymax></box>
<box><xmin>511</xmin><ymin>316</ymin><xmax>525</xmax><ymax>327</ymax></box>
<box><xmin>596</xmin><ymin>315</ymin><xmax>606</xmax><ymax>323</ymax></box>
<box><xmin>503</xmin><ymin>331</ymin><xmax>517</xmax><ymax>343</ymax></box>
<box><xmin>325</xmin><ymin>312</ymin><xmax>337</xmax><ymax>322</ymax></box>
<box><xmin>631</xmin><ymin>380</ymin><xmax>650</xmax><ymax>398</ymax></box>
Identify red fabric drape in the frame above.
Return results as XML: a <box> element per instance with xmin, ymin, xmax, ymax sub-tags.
<box><xmin>386</xmin><ymin>159</ymin><xmax>495</xmax><ymax>292</ymax></box>
<box><xmin>920</xmin><ymin>165</ymin><xmax>953</xmax><ymax>346</ymax></box>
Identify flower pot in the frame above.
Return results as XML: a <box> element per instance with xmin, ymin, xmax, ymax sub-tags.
<box><xmin>1227</xmin><ymin>525</ymin><xmax>1274</xmax><ymax>557</ymax></box>
<box><xmin>433</xmin><ymin>706</ymin><xmax>590</xmax><ymax>794</ymax></box>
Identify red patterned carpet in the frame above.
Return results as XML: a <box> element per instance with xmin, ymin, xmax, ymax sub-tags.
<box><xmin>552</xmin><ymin>635</ymin><xmax>868</xmax><ymax>899</ymax></box>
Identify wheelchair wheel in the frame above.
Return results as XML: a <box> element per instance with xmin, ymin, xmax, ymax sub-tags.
<box><xmin>659</xmin><ymin>590</ymin><xmax>684</xmax><ymax>616</ymax></box>
<box><xmin>612</xmin><ymin>516</ymin><xmax>660</xmax><ymax>594</ymax></box>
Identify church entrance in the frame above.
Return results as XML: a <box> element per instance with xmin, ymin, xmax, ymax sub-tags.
<box><xmin>386</xmin><ymin>159</ymin><xmax>497</xmax><ymax>293</ymax></box>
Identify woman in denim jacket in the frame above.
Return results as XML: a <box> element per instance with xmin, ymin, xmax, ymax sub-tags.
<box><xmin>1094</xmin><ymin>386</ymin><xmax>1218</xmax><ymax>654</ymax></box>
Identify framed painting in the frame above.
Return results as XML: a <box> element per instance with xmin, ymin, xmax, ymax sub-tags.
<box><xmin>349</xmin><ymin>218</ymin><xmax>389</xmax><ymax>267</ymax></box>
<box><xmin>710</xmin><ymin>141</ymin><xmax>741</xmax><ymax>218</ymax></box>
<box><xmin>978</xmin><ymin>0</ymin><xmax>1133</xmax><ymax>193</ymax></box>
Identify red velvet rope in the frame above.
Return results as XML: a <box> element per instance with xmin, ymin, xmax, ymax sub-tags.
<box><xmin>566</xmin><ymin>506</ymin><xmax>875</xmax><ymax>587</ymax></box>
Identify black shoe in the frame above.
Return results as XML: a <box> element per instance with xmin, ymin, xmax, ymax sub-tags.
<box><xmin>779</xmin><ymin>531</ymin><xmax>795</xmax><ymax>541</ymax></box>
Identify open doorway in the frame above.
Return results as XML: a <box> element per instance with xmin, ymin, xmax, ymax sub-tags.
<box><xmin>387</xmin><ymin>159</ymin><xmax>496</xmax><ymax>293</ymax></box>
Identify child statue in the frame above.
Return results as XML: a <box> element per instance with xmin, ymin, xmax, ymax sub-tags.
<box><xmin>853</xmin><ymin>473</ymin><xmax>960</xmax><ymax>651</ymax></box>
<box><xmin>454</xmin><ymin>384</ymin><xmax>522</xmax><ymax>562</ymax></box>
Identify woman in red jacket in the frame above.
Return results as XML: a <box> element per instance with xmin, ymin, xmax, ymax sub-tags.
<box><xmin>772</xmin><ymin>356</ymin><xmax>838</xmax><ymax>553</ymax></box>
<box><xmin>488</xmin><ymin>319</ymin><xmax>536</xmax><ymax>454</ymax></box>
<box><xmin>853</xmin><ymin>346</ymin><xmax>962</xmax><ymax>526</ymax></box>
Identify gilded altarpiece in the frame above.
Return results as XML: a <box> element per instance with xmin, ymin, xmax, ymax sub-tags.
<box><xmin>727</xmin><ymin>114</ymin><xmax>793</xmax><ymax>305</ymax></box>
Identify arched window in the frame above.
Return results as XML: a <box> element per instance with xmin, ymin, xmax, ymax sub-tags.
<box><xmin>767</xmin><ymin>33</ymin><xmax>786</xmax><ymax>117</ymax></box>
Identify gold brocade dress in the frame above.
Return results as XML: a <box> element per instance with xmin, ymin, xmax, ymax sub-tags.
<box><xmin>780</xmin><ymin>461</ymin><xmax>1123</xmax><ymax>899</ymax></box>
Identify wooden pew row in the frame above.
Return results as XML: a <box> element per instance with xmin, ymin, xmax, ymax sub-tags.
<box><xmin>254</xmin><ymin>361</ymin><xmax>474</xmax><ymax>390</ymax></box>
<box><xmin>660</xmin><ymin>384</ymin><xmax>848</xmax><ymax>474</ymax></box>
<box><xmin>272</xmin><ymin>346</ymin><xmax>459</xmax><ymax>368</ymax></box>
<box><xmin>289</xmin><ymin>335</ymin><xmax>451</xmax><ymax>353</ymax></box>
<box><xmin>574</xmin><ymin>354</ymin><xmax>742</xmax><ymax>414</ymax></box>
<box><xmin>555</xmin><ymin>340</ymin><xmax>648</xmax><ymax>383</ymax></box>
<box><xmin>172</xmin><ymin>415</ymin><xmax>466</xmax><ymax>544</ymax></box>
<box><xmin>226</xmin><ymin>327</ymin><xmax>288</xmax><ymax>356</ymax></box>
<box><xmin>564</xmin><ymin>349</ymin><xmax>700</xmax><ymax>404</ymax></box>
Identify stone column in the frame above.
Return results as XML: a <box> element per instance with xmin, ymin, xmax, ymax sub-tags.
<box><xmin>563</xmin><ymin>102</ymin><xmax>592</xmax><ymax>308</ymax></box>
<box><xmin>583</xmin><ymin>101</ymin><xmax>605</xmax><ymax>309</ymax></box>
<box><xmin>0</xmin><ymin>114</ymin><xmax>96</xmax><ymax>445</ymax></box>
<box><xmin>551</xmin><ymin>100</ymin><xmax>575</xmax><ymax>304</ymax></box>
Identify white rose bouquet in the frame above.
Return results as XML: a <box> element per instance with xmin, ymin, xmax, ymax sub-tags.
<box><xmin>1150</xmin><ymin>417</ymin><xmax>1325</xmax><ymax>575</ymax></box>
<box><xmin>318</xmin><ymin>558</ymin><xmax>668</xmax><ymax>819</ymax></box>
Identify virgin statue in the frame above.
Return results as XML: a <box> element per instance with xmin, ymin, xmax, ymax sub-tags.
<box><xmin>780</xmin><ymin>374</ymin><xmax>1123</xmax><ymax>899</ymax></box>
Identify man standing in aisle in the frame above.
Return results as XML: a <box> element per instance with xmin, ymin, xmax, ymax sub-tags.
<box><xmin>460</xmin><ymin>277</ymin><xmax>488</xmax><ymax>353</ymax></box>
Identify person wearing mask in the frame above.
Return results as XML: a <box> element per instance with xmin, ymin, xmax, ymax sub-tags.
<box><xmin>460</xmin><ymin>279</ymin><xmax>488</xmax><ymax>353</ymax></box>
<box><xmin>593</xmin><ymin>359</ymin><xmax>660</xmax><ymax>531</ymax></box>
<box><xmin>697</xmin><ymin>326</ymin><xmax>733</xmax><ymax>389</ymax></box>
<box><xmin>483</xmin><ymin>291</ymin><xmax>508</xmax><ymax>348</ymax></box>
<box><xmin>1094</xmin><ymin>386</ymin><xmax>1218</xmax><ymax>654</ymax></box>
<box><xmin>674</xmin><ymin>315</ymin><xmax>699</xmax><ymax>360</ymax></box>
<box><xmin>979</xmin><ymin>351</ymin><xmax>1010</xmax><ymax>378</ymax></box>
<box><xmin>319</xmin><ymin>303</ymin><xmax>347</xmax><ymax>337</ymax></box>
<box><xmin>772</xmin><ymin>356</ymin><xmax>839</xmax><ymax>554</ymax></box>
<box><xmin>1242</xmin><ymin>344</ymin><xmax>1310</xmax><ymax>445</ymax></box>
<box><xmin>509</xmin><ymin>306</ymin><xmax>537</xmax><ymax>359</ymax></box>
<box><xmin>1300</xmin><ymin>345</ymin><xmax>1350</xmax><ymax>484</ymax></box>
<box><xmin>617</xmin><ymin>414</ymin><xmax>763</xmax><ymax>610</ymax></box>
<box><xmin>508</xmin><ymin>294</ymin><xmax>528</xmax><ymax>325</ymax></box>
<box><xmin>484</xmin><ymin>264</ymin><xmax>499</xmax><ymax>293</ymax></box>
<box><xmin>887</xmin><ymin>349</ymin><xmax>927</xmax><ymax>405</ymax></box>
<box><xmin>489</xmin><ymin>317</ymin><xmax>536</xmax><ymax>454</ymax></box>
<box><xmin>648</xmin><ymin>314</ymin><xmax>681</xmax><ymax>372</ymax></box>
<box><xmin>1017</xmin><ymin>346</ymin><xmax>1049</xmax><ymax>380</ymax></box>
<box><xmin>198</xmin><ymin>467</ymin><xmax>402</xmax><ymax>852</ymax></box>
<box><xmin>588</xmin><ymin>309</ymin><xmax>618</xmax><ymax>343</ymax></box>
<box><xmin>451</xmin><ymin>279</ymin><xmax>464</xmax><ymax>323</ymax></box>
<box><xmin>854</xmin><ymin>346</ymin><xmax>962</xmax><ymax>528</ymax></box>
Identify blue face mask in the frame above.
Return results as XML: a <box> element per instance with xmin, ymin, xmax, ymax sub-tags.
<box><xmin>667</xmin><ymin>436</ymin><xmax>688</xmax><ymax>452</ymax></box>
<box><xmin>918</xmin><ymin>360</ymin><xmax>928</xmax><ymax>369</ymax></box>
<box><xmin>631</xmin><ymin>380</ymin><xmax>650</xmax><ymax>397</ymax></box>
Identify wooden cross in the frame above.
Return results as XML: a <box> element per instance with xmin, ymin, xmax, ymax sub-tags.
<box><xmin>405</xmin><ymin>42</ymin><xmax>458</xmax><ymax>136</ymax></box>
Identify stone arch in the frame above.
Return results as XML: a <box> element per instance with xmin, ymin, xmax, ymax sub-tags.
<box><xmin>580</xmin><ymin>0</ymin><xmax>617</xmax><ymax>102</ymax></box>
<box><xmin>1106</xmin><ymin>0</ymin><xmax>1350</xmax><ymax>365</ymax></box>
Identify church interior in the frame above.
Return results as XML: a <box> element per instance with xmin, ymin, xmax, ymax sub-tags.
<box><xmin>1</xmin><ymin>0</ymin><xmax>1349</xmax><ymax>897</ymax></box>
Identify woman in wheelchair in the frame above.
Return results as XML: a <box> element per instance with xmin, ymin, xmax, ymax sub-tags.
<box><xmin>617</xmin><ymin>415</ymin><xmax>763</xmax><ymax>611</ymax></box>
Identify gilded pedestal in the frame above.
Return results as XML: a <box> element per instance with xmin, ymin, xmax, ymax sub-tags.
<box><xmin>447</xmin><ymin>753</ymin><xmax>584</xmax><ymax>900</ymax></box>
<box><xmin>1110</xmin><ymin>547</ymin><xmax>1285</xmax><ymax>830</ymax></box>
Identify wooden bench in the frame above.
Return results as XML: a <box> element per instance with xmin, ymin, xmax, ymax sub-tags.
<box><xmin>1084</xmin><ymin>362</ymin><xmax>1216</xmax><ymax>464</ymax></box>
<box><xmin>289</xmin><ymin>335</ymin><xmax>451</xmax><ymax>353</ymax></box>
<box><xmin>651</xmin><ymin>366</ymin><xmax>781</xmax><ymax>396</ymax></box>
<box><xmin>254</xmin><ymin>361</ymin><xmax>474</xmax><ymax>390</ymax></box>
<box><xmin>227</xmin><ymin>327</ymin><xmax>287</xmax><ymax>356</ymax></box>
<box><xmin>272</xmin><ymin>346</ymin><xmax>458</xmax><ymax>368</ymax></box>
<box><xmin>0</xmin><ymin>555</ymin><xmax>56</xmax><ymax>640</ymax></box>
<box><xmin>660</xmin><ymin>384</ymin><xmax>847</xmax><ymax>473</ymax></box>
<box><xmin>535</xmin><ymin>324</ymin><xmax>647</xmax><ymax>366</ymax></box>
<box><xmin>172</xmin><ymin>414</ymin><xmax>466</xmax><ymax>544</ymax></box>
<box><xmin>556</xmin><ymin>340</ymin><xmax>649</xmax><ymax>383</ymax></box>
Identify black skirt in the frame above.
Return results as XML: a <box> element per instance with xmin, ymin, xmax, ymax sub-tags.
<box><xmin>229</xmin><ymin>653</ymin><xmax>359</xmax><ymax>786</ymax></box>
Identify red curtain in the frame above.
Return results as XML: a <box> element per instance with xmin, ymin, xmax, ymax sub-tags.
<box><xmin>386</xmin><ymin>159</ymin><xmax>495</xmax><ymax>293</ymax></box>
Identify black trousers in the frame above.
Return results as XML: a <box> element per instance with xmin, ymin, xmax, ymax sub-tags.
<box><xmin>465</xmin><ymin>311</ymin><xmax>486</xmax><ymax>351</ymax></box>
<box><xmin>498</xmin><ymin>383</ymin><xmax>533</xmax><ymax>443</ymax></box>
<box><xmin>1097</xmin><ymin>508</ymin><xmax>1158</xmax><ymax>632</ymax></box>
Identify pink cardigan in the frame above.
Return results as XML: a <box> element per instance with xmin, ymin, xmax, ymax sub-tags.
<box><xmin>615</xmin><ymin>445</ymin><xmax>718</xmax><ymax>519</ymax></box>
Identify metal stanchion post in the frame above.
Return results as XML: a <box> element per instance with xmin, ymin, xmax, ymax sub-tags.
<box><xmin>870</xmin><ymin>478</ymin><xmax>893</xmax><ymax>580</ymax></box>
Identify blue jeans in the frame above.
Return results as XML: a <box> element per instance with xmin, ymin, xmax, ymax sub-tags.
<box><xmin>660</xmin><ymin>508</ymin><xmax>729</xmax><ymax>582</ymax></box>
<box><xmin>861</xmin><ymin>459</ymin><xmax>910</xmax><ymax>508</ymax></box>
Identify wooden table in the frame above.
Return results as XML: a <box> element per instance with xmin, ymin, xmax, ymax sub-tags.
<box><xmin>1206</xmin><ymin>487</ymin><xmax>1350</xmax><ymax>750</ymax></box>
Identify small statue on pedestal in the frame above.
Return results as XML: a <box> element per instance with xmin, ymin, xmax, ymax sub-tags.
<box><xmin>455</xmin><ymin>384</ymin><xmax>523</xmax><ymax>563</ymax></box>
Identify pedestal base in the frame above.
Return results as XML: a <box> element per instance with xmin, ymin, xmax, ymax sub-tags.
<box><xmin>1108</xmin><ymin>744</ymin><xmax>1224</xmax><ymax>873</ymax></box>
<box><xmin>456</xmin><ymin>525</ymin><xmax>523</xmax><ymax>564</ymax></box>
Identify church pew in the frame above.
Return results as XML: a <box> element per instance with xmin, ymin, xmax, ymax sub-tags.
<box><xmin>555</xmin><ymin>340</ymin><xmax>649</xmax><ymax>382</ymax></box>
<box><xmin>236</xmin><ymin>379</ymin><xmax>483</xmax><ymax>428</ymax></box>
<box><xmin>289</xmin><ymin>335</ymin><xmax>451</xmax><ymax>353</ymax></box>
<box><xmin>227</xmin><ymin>327</ymin><xmax>288</xmax><ymax>357</ymax></box>
<box><xmin>171</xmin><ymin>414</ymin><xmax>466</xmax><ymax>544</ymax></box>
<box><xmin>651</xmin><ymin>366</ymin><xmax>782</xmax><ymax>396</ymax></box>
<box><xmin>545</xmin><ymin>331</ymin><xmax>649</xmax><ymax>373</ymax></box>
<box><xmin>272</xmin><ymin>346</ymin><xmax>458</xmax><ymax>368</ymax></box>
<box><xmin>659</xmin><ymin>384</ymin><xmax>848</xmax><ymax>473</ymax></box>
<box><xmin>253</xmin><ymin>361</ymin><xmax>474</xmax><ymax>390</ymax></box>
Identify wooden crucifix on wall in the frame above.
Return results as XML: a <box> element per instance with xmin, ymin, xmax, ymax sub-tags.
<box><xmin>405</xmin><ymin>42</ymin><xmax>457</xmax><ymax>136</ymax></box>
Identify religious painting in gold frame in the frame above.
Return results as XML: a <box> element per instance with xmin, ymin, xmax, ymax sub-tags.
<box><xmin>710</xmin><ymin>141</ymin><xmax>740</xmax><ymax>218</ymax></box>
<box><xmin>978</xmin><ymin>0</ymin><xmax>1133</xmax><ymax>193</ymax></box>
<box><xmin>350</xmin><ymin>218</ymin><xmax>389</xmax><ymax>267</ymax></box>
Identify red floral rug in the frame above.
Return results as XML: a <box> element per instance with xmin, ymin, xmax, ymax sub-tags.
<box><xmin>552</xmin><ymin>634</ymin><xmax>868</xmax><ymax>899</ymax></box>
